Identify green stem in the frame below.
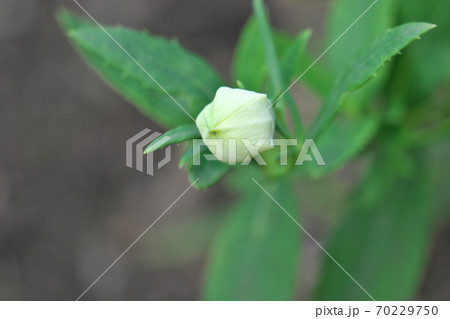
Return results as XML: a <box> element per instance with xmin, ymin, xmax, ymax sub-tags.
<box><xmin>275</xmin><ymin>118</ymin><xmax>293</xmax><ymax>139</ymax></box>
<box><xmin>253</xmin><ymin>0</ymin><xmax>304</xmax><ymax>139</ymax></box>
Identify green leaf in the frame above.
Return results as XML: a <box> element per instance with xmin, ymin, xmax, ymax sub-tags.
<box><xmin>179</xmin><ymin>142</ymin><xmax>206</xmax><ymax>168</ymax></box>
<box><xmin>308</xmin><ymin>22</ymin><xmax>436</xmax><ymax>138</ymax></box>
<box><xmin>144</xmin><ymin>124</ymin><xmax>200</xmax><ymax>153</ymax></box>
<box><xmin>186</xmin><ymin>158</ymin><xmax>230</xmax><ymax>190</ymax></box>
<box><xmin>427</xmin><ymin>137</ymin><xmax>450</xmax><ymax>218</ymax></box>
<box><xmin>392</xmin><ymin>0</ymin><xmax>450</xmax><ymax>105</ymax></box>
<box><xmin>203</xmin><ymin>180</ymin><xmax>301</xmax><ymax>300</ymax></box>
<box><xmin>324</xmin><ymin>0</ymin><xmax>397</xmax><ymax>115</ymax></box>
<box><xmin>306</xmin><ymin>115</ymin><xmax>379</xmax><ymax>178</ymax></box>
<box><xmin>56</xmin><ymin>8</ymin><xmax>94</xmax><ymax>30</ymax></box>
<box><xmin>280</xmin><ymin>29</ymin><xmax>312</xmax><ymax>84</ymax></box>
<box><xmin>294</xmin><ymin>53</ymin><xmax>334</xmax><ymax>97</ymax></box>
<box><xmin>57</xmin><ymin>10</ymin><xmax>224</xmax><ymax>128</ymax></box>
<box><xmin>181</xmin><ymin>145</ymin><xmax>230</xmax><ymax>189</ymax></box>
<box><xmin>324</xmin><ymin>0</ymin><xmax>396</xmax><ymax>75</ymax></box>
<box><xmin>314</xmin><ymin>154</ymin><xmax>432</xmax><ymax>300</ymax></box>
<box><xmin>232</xmin><ymin>18</ymin><xmax>266</xmax><ymax>92</ymax></box>
<box><xmin>232</xmin><ymin>17</ymin><xmax>292</xmax><ymax>92</ymax></box>
<box><xmin>273</xmin><ymin>30</ymin><xmax>293</xmax><ymax>59</ymax></box>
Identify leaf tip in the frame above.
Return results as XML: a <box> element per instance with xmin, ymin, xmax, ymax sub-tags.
<box><xmin>303</xmin><ymin>28</ymin><xmax>313</xmax><ymax>37</ymax></box>
<box><xmin>236</xmin><ymin>79</ymin><xmax>245</xmax><ymax>89</ymax></box>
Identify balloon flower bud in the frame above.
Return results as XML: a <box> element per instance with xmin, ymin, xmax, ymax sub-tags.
<box><xmin>195</xmin><ymin>87</ymin><xmax>274</xmax><ymax>164</ymax></box>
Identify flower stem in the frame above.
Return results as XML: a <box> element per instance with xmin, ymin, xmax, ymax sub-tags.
<box><xmin>253</xmin><ymin>0</ymin><xmax>304</xmax><ymax>139</ymax></box>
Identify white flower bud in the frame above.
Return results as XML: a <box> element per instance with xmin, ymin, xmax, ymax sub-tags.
<box><xmin>196</xmin><ymin>86</ymin><xmax>275</xmax><ymax>163</ymax></box>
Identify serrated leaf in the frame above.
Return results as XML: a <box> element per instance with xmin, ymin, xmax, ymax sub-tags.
<box><xmin>324</xmin><ymin>0</ymin><xmax>396</xmax><ymax>75</ymax></box>
<box><xmin>314</xmin><ymin>154</ymin><xmax>432</xmax><ymax>300</ymax></box>
<box><xmin>324</xmin><ymin>0</ymin><xmax>397</xmax><ymax>115</ymax></box>
<box><xmin>309</xmin><ymin>22</ymin><xmax>436</xmax><ymax>138</ymax></box>
<box><xmin>203</xmin><ymin>180</ymin><xmax>301</xmax><ymax>300</ymax></box>
<box><xmin>57</xmin><ymin>10</ymin><xmax>224</xmax><ymax>128</ymax></box>
<box><xmin>144</xmin><ymin>124</ymin><xmax>200</xmax><ymax>153</ymax></box>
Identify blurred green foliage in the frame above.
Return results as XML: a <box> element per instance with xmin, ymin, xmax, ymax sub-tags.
<box><xmin>58</xmin><ymin>0</ymin><xmax>450</xmax><ymax>300</ymax></box>
<box><xmin>203</xmin><ymin>178</ymin><xmax>300</xmax><ymax>300</ymax></box>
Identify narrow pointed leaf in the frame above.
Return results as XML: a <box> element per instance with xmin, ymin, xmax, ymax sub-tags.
<box><xmin>144</xmin><ymin>124</ymin><xmax>200</xmax><ymax>153</ymax></box>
